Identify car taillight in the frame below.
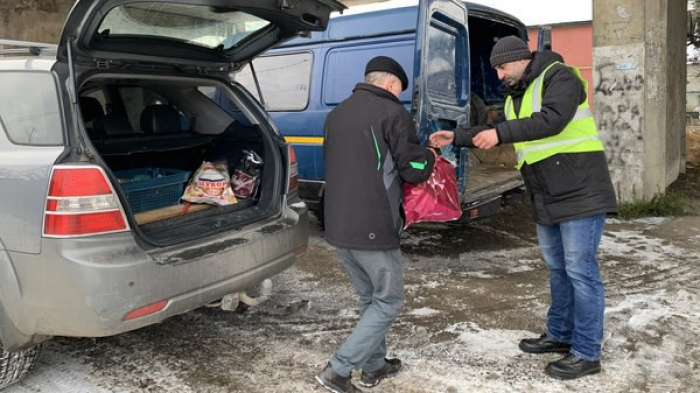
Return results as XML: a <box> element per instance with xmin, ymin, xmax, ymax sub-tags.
<box><xmin>44</xmin><ymin>166</ymin><xmax>129</xmax><ymax>237</ymax></box>
<box><xmin>287</xmin><ymin>145</ymin><xmax>299</xmax><ymax>195</ymax></box>
<box><xmin>124</xmin><ymin>300</ymin><xmax>169</xmax><ymax>321</ymax></box>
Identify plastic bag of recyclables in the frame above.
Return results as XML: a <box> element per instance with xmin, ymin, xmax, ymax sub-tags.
<box><xmin>182</xmin><ymin>161</ymin><xmax>238</xmax><ymax>206</ymax></box>
<box><xmin>232</xmin><ymin>150</ymin><xmax>263</xmax><ymax>198</ymax></box>
<box><xmin>402</xmin><ymin>156</ymin><xmax>462</xmax><ymax>228</ymax></box>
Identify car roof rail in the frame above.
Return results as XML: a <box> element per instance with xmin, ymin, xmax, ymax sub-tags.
<box><xmin>0</xmin><ymin>39</ymin><xmax>58</xmax><ymax>56</ymax></box>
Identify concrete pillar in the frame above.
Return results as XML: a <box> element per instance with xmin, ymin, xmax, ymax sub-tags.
<box><xmin>592</xmin><ymin>0</ymin><xmax>686</xmax><ymax>202</ymax></box>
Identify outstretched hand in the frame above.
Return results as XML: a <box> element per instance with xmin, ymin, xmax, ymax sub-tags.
<box><xmin>472</xmin><ymin>129</ymin><xmax>499</xmax><ymax>150</ymax></box>
<box><xmin>429</xmin><ymin>131</ymin><xmax>454</xmax><ymax>148</ymax></box>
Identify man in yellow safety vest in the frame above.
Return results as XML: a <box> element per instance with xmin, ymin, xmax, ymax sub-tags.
<box><xmin>431</xmin><ymin>35</ymin><xmax>617</xmax><ymax>380</ymax></box>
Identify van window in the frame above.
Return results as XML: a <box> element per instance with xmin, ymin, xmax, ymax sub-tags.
<box><xmin>426</xmin><ymin>25</ymin><xmax>462</xmax><ymax>104</ymax></box>
<box><xmin>323</xmin><ymin>43</ymin><xmax>414</xmax><ymax>105</ymax></box>
<box><xmin>235</xmin><ymin>52</ymin><xmax>313</xmax><ymax>111</ymax></box>
<box><xmin>0</xmin><ymin>72</ymin><xmax>63</xmax><ymax>146</ymax></box>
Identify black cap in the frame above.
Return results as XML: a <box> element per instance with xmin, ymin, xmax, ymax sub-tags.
<box><xmin>489</xmin><ymin>36</ymin><xmax>532</xmax><ymax>68</ymax></box>
<box><xmin>364</xmin><ymin>56</ymin><xmax>409</xmax><ymax>91</ymax></box>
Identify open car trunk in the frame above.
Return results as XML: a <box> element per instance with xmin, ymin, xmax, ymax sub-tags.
<box><xmin>79</xmin><ymin>74</ymin><xmax>283</xmax><ymax>245</ymax></box>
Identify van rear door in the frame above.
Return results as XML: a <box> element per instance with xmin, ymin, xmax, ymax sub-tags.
<box><xmin>412</xmin><ymin>0</ymin><xmax>470</xmax><ymax>192</ymax></box>
<box><xmin>538</xmin><ymin>26</ymin><xmax>553</xmax><ymax>50</ymax></box>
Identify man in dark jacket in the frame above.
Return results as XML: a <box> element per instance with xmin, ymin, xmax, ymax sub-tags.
<box><xmin>316</xmin><ymin>56</ymin><xmax>436</xmax><ymax>393</ymax></box>
<box><xmin>431</xmin><ymin>36</ymin><xmax>617</xmax><ymax>380</ymax></box>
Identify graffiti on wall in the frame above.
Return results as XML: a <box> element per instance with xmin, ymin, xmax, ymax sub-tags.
<box><xmin>593</xmin><ymin>44</ymin><xmax>646</xmax><ymax>200</ymax></box>
<box><xmin>594</xmin><ymin>61</ymin><xmax>644</xmax><ymax>165</ymax></box>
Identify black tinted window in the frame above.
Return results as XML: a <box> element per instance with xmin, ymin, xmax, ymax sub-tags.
<box><xmin>235</xmin><ymin>52</ymin><xmax>312</xmax><ymax>111</ymax></box>
<box><xmin>0</xmin><ymin>72</ymin><xmax>63</xmax><ymax>145</ymax></box>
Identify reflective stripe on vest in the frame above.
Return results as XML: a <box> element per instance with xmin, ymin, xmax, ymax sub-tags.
<box><xmin>506</xmin><ymin>62</ymin><xmax>604</xmax><ymax>169</ymax></box>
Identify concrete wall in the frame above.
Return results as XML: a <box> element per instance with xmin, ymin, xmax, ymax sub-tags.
<box><xmin>686</xmin><ymin>64</ymin><xmax>700</xmax><ymax>163</ymax></box>
<box><xmin>666</xmin><ymin>0</ymin><xmax>687</xmax><ymax>175</ymax></box>
<box><xmin>593</xmin><ymin>0</ymin><xmax>686</xmax><ymax>202</ymax></box>
<box><xmin>0</xmin><ymin>1</ymin><xmax>74</xmax><ymax>44</ymax></box>
<box><xmin>0</xmin><ymin>0</ymin><xmax>383</xmax><ymax>44</ymax></box>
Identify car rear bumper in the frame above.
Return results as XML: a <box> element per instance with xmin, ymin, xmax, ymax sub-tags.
<box><xmin>1</xmin><ymin>204</ymin><xmax>308</xmax><ymax>342</ymax></box>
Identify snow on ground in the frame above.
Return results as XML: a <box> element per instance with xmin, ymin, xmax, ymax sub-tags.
<box><xmin>5</xmin><ymin>214</ymin><xmax>700</xmax><ymax>393</ymax></box>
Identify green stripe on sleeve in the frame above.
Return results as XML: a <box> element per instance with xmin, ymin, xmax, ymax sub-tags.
<box><xmin>371</xmin><ymin>126</ymin><xmax>381</xmax><ymax>171</ymax></box>
<box><xmin>410</xmin><ymin>160</ymin><xmax>427</xmax><ymax>170</ymax></box>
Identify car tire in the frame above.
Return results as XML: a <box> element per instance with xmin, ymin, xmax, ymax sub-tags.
<box><xmin>0</xmin><ymin>340</ymin><xmax>41</xmax><ymax>389</ymax></box>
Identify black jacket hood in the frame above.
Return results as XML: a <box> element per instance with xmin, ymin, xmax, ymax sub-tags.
<box><xmin>499</xmin><ymin>50</ymin><xmax>565</xmax><ymax>97</ymax></box>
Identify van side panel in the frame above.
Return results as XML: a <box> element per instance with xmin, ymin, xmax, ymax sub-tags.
<box><xmin>268</xmin><ymin>35</ymin><xmax>415</xmax><ymax>184</ymax></box>
<box><xmin>267</xmin><ymin>47</ymin><xmax>327</xmax><ymax>182</ymax></box>
<box><xmin>244</xmin><ymin>3</ymin><xmax>530</xmax><ymax>210</ymax></box>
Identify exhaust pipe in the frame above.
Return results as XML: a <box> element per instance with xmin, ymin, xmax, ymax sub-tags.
<box><xmin>206</xmin><ymin>279</ymin><xmax>273</xmax><ymax>311</ymax></box>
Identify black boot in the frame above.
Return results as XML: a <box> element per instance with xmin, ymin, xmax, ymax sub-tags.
<box><xmin>545</xmin><ymin>354</ymin><xmax>602</xmax><ymax>380</ymax></box>
<box><xmin>359</xmin><ymin>358</ymin><xmax>402</xmax><ymax>387</ymax></box>
<box><xmin>519</xmin><ymin>333</ymin><xmax>572</xmax><ymax>354</ymax></box>
<box><xmin>316</xmin><ymin>363</ymin><xmax>364</xmax><ymax>393</ymax></box>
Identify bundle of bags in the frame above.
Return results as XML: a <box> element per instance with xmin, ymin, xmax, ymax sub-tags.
<box><xmin>182</xmin><ymin>150</ymin><xmax>263</xmax><ymax>206</ymax></box>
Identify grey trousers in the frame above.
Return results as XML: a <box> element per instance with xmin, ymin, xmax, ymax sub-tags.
<box><xmin>329</xmin><ymin>248</ymin><xmax>405</xmax><ymax>376</ymax></box>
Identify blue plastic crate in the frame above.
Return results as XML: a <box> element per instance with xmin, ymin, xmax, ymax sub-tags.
<box><xmin>115</xmin><ymin>168</ymin><xmax>191</xmax><ymax>213</ymax></box>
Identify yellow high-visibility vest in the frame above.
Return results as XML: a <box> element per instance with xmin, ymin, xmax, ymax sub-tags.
<box><xmin>505</xmin><ymin>61</ymin><xmax>604</xmax><ymax>169</ymax></box>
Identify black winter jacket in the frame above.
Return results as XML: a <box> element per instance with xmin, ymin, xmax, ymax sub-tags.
<box><xmin>323</xmin><ymin>83</ymin><xmax>435</xmax><ymax>250</ymax></box>
<box><xmin>457</xmin><ymin>51</ymin><xmax>617</xmax><ymax>225</ymax></box>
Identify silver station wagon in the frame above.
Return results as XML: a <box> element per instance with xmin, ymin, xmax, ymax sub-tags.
<box><xmin>0</xmin><ymin>0</ymin><xmax>345</xmax><ymax>388</ymax></box>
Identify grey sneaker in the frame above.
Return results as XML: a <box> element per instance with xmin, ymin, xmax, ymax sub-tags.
<box><xmin>359</xmin><ymin>358</ymin><xmax>402</xmax><ymax>387</ymax></box>
<box><xmin>315</xmin><ymin>363</ymin><xmax>364</xmax><ymax>393</ymax></box>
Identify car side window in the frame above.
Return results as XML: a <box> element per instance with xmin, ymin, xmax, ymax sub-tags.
<box><xmin>0</xmin><ymin>71</ymin><xmax>63</xmax><ymax>146</ymax></box>
<box><xmin>234</xmin><ymin>51</ymin><xmax>313</xmax><ymax>111</ymax></box>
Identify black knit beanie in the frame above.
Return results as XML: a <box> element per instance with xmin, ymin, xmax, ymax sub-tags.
<box><xmin>489</xmin><ymin>36</ymin><xmax>533</xmax><ymax>68</ymax></box>
<box><xmin>365</xmin><ymin>56</ymin><xmax>409</xmax><ymax>91</ymax></box>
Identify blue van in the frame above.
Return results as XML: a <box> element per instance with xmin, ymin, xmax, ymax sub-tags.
<box><xmin>230</xmin><ymin>0</ymin><xmax>531</xmax><ymax>221</ymax></box>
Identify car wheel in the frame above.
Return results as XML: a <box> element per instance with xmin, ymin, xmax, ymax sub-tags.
<box><xmin>0</xmin><ymin>340</ymin><xmax>41</xmax><ymax>389</ymax></box>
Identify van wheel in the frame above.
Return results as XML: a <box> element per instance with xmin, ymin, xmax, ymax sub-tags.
<box><xmin>0</xmin><ymin>340</ymin><xmax>41</xmax><ymax>389</ymax></box>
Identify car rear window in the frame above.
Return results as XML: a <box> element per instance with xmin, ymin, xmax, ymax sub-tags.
<box><xmin>99</xmin><ymin>2</ymin><xmax>271</xmax><ymax>50</ymax></box>
<box><xmin>0</xmin><ymin>71</ymin><xmax>63</xmax><ymax>146</ymax></box>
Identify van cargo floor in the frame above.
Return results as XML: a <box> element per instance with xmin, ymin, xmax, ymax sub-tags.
<box><xmin>464</xmin><ymin>165</ymin><xmax>523</xmax><ymax>205</ymax></box>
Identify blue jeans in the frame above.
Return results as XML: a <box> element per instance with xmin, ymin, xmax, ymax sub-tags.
<box><xmin>536</xmin><ymin>214</ymin><xmax>606</xmax><ymax>361</ymax></box>
<box><xmin>329</xmin><ymin>248</ymin><xmax>405</xmax><ymax>376</ymax></box>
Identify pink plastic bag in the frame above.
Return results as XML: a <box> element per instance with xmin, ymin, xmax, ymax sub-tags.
<box><xmin>402</xmin><ymin>156</ymin><xmax>462</xmax><ymax>228</ymax></box>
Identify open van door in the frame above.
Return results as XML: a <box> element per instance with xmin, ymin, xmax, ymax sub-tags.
<box><xmin>412</xmin><ymin>0</ymin><xmax>470</xmax><ymax>192</ymax></box>
<box><xmin>538</xmin><ymin>26</ymin><xmax>552</xmax><ymax>50</ymax></box>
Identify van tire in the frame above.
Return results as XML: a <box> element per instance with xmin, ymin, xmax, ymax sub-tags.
<box><xmin>0</xmin><ymin>340</ymin><xmax>41</xmax><ymax>389</ymax></box>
